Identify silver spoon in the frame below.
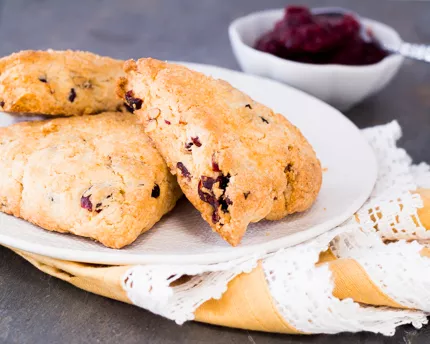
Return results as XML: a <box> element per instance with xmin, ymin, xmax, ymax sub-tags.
<box><xmin>312</xmin><ymin>7</ymin><xmax>430</xmax><ymax>63</ymax></box>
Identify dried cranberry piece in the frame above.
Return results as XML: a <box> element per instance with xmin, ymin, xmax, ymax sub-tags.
<box><xmin>68</xmin><ymin>88</ymin><xmax>77</xmax><ymax>102</ymax></box>
<box><xmin>216</xmin><ymin>173</ymin><xmax>230</xmax><ymax>190</ymax></box>
<box><xmin>0</xmin><ymin>101</ymin><xmax>4</xmax><ymax>107</ymax></box>
<box><xmin>125</xmin><ymin>90</ymin><xmax>143</xmax><ymax>110</ymax></box>
<box><xmin>198</xmin><ymin>180</ymin><xmax>218</xmax><ymax>207</ymax></box>
<box><xmin>164</xmin><ymin>120</ymin><xmax>171</xmax><ymax>125</ymax></box>
<box><xmin>151</xmin><ymin>184</ymin><xmax>160</xmax><ymax>198</ymax></box>
<box><xmin>124</xmin><ymin>102</ymin><xmax>134</xmax><ymax>113</ymax></box>
<box><xmin>212</xmin><ymin>211</ymin><xmax>220</xmax><ymax>224</ymax></box>
<box><xmin>198</xmin><ymin>173</ymin><xmax>232</xmax><ymax>222</ymax></box>
<box><xmin>198</xmin><ymin>188</ymin><xmax>213</xmax><ymax>204</ymax></box>
<box><xmin>220</xmin><ymin>196</ymin><xmax>233</xmax><ymax>213</ymax></box>
<box><xmin>200</xmin><ymin>191</ymin><xmax>217</xmax><ymax>207</ymax></box>
<box><xmin>185</xmin><ymin>142</ymin><xmax>193</xmax><ymax>151</ymax></box>
<box><xmin>177</xmin><ymin>162</ymin><xmax>191</xmax><ymax>180</ymax></box>
<box><xmin>198</xmin><ymin>179</ymin><xmax>223</xmax><ymax>223</ymax></box>
<box><xmin>191</xmin><ymin>137</ymin><xmax>202</xmax><ymax>147</ymax></box>
<box><xmin>212</xmin><ymin>154</ymin><xmax>221</xmax><ymax>172</ymax></box>
<box><xmin>80</xmin><ymin>195</ymin><xmax>93</xmax><ymax>211</ymax></box>
<box><xmin>201</xmin><ymin>176</ymin><xmax>216</xmax><ymax>189</ymax></box>
<box><xmin>95</xmin><ymin>202</ymin><xmax>103</xmax><ymax>213</ymax></box>
<box><xmin>218</xmin><ymin>174</ymin><xmax>232</xmax><ymax>213</ymax></box>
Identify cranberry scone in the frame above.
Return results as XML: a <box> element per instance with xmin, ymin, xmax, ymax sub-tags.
<box><xmin>0</xmin><ymin>50</ymin><xmax>124</xmax><ymax>116</ymax></box>
<box><xmin>0</xmin><ymin>112</ymin><xmax>182</xmax><ymax>248</ymax></box>
<box><xmin>117</xmin><ymin>58</ymin><xmax>322</xmax><ymax>246</ymax></box>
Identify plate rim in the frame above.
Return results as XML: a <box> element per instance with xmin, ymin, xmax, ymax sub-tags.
<box><xmin>0</xmin><ymin>61</ymin><xmax>377</xmax><ymax>265</ymax></box>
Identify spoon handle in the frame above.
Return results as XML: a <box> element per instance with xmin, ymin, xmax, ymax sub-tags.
<box><xmin>385</xmin><ymin>42</ymin><xmax>430</xmax><ymax>63</ymax></box>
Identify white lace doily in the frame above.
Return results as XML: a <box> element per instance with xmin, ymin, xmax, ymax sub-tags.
<box><xmin>122</xmin><ymin>121</ymin><xmax>430</xmax><ymax>335</ymax></box>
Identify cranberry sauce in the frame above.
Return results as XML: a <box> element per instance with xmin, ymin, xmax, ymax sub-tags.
<box><xmin>255</xmin><ymin>6</ymin><xmax>388</xmax><ymax>66</ymax></box>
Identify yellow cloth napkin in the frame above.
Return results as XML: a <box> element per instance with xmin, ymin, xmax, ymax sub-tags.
<box><xmin>6</xmin><ymin>189</ymin><xmax>430</xmax><ymax>334</ymax></box>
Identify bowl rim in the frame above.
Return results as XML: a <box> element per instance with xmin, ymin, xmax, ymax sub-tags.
<box><xmin>229</xmin><ymin>8</ymin><xmax>404</xmax><ymax>71</ymax></box>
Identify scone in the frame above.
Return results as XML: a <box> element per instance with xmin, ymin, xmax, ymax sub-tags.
<box><xmin>0</xmin><ymin>112</ymin><xmax>182</xmax><ymax>248</ymax></box>
<box><xmin>0</xmin><ymin>50</ymin><xmax>124</xmax><ymax>116</ymax></box>
<box><xmin>117</xmin><ymin>58</ymin><xmax>322</xmax><ymax>246</ymax></box>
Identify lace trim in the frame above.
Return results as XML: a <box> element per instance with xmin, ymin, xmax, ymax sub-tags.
<box><xmin>123</xmin><ymin>121</ymin><xmax>430</xmax><ymax>335</ymax></box>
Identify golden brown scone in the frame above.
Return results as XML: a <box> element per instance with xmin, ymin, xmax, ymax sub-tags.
<box><xmin>0</xmin><ymin>50</ymin><xmax>125</xmax><ymax>116</ymax></box>
<box><xmin>0</xmin><ymin>112</ymin><xmax>182</xmax><ymax>248</ymax></box>
<box><xmin>117</xmin><ymin>58</ymin><xmax>322</xmax><ymax>246</ymax></box>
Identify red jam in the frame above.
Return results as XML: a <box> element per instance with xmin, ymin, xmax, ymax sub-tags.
<box><xmin>255</xmin><ymin>6</ymin><xmax>388</xmax><ymax>66</ymax></box>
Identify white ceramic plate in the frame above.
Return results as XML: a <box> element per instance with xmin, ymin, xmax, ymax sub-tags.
<box><xmin>0</xmin><ymin>62</ymin><xmax>377</xmax><ymax>265</ymax></box>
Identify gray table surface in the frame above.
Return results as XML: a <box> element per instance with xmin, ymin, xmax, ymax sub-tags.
<box><xmin>1</xmin><ymin>0</ymin><xmax>430</xmax><ymax>343</ymax></box>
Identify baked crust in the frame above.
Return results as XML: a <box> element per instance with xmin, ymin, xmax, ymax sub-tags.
<box><xmin>118</xmin><ymin>58</ymin><xmax>322</xmax><ymax>246</ymax></box>
<box><xmin>0</xmin><ymin>112</ymin><xmax>182</xmax><ymax>248</ymax></box>
<box><xmin>0</xmin><ymin>50</ymin><xmax>124</xmax><ymax>116</ymax></box>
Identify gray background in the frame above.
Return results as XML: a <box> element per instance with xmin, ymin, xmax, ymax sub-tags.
<box><xmin>1</xmin><ymin>0</ymin><xmax>430</xmax><ymax>343</ymax></box>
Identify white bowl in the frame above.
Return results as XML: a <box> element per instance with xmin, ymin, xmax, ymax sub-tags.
<box><xmin>229</xmin><ymin>9</ymin><xmax>404</xmax><ymax>110</ymax></box>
